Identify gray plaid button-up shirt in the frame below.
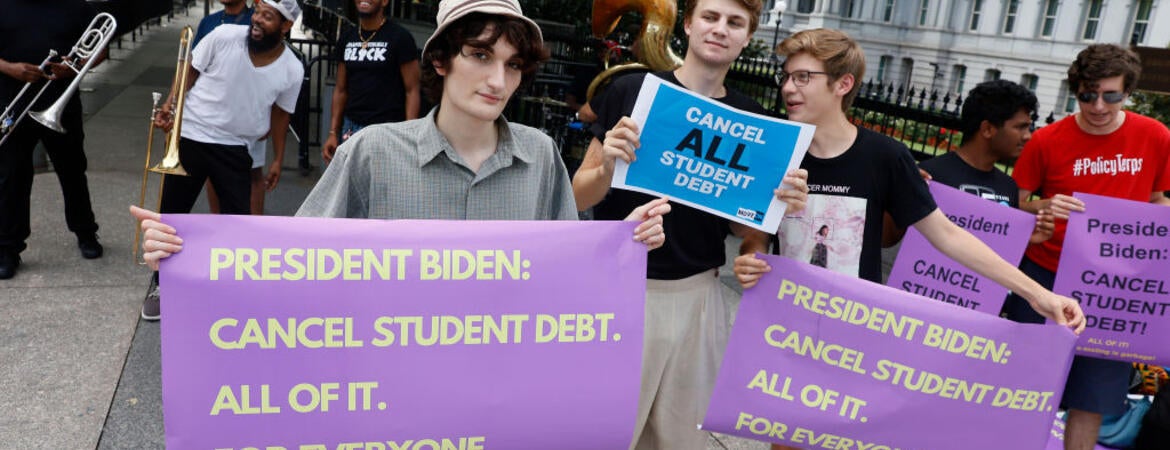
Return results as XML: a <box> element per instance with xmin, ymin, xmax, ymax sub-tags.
<box><xmin>297</xmin><ymin>109</ymin><xmax>577</xmax><ymax>221</ymax></box>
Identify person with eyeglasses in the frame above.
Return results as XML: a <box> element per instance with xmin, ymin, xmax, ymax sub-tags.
<box><xmin>734</xmin><ymin>30</ymin><xmax>1086</xmax><ymax>448</ymax></box>
<box><xmin>1005</xmin><ymin>43</ymin><xmax>1170</xmax><ymax>450</ymax></box>
<box><xmin>572</xmin><ymin>0</ymin><xmax>809</xmax><ymax>448</ymax></box>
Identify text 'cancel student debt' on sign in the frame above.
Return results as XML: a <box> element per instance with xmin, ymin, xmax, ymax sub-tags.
<box><xmin>159</xmin><ymin>215</ymin><xmax>647</xmax><ymax>450</ymax></box>
<box><xmin>703</xmin><ymin>255</ymin><xmax>1077</xmax><ymax>450</ymax></box>
<box><xmin>612</xmin><ymin>75</ymin><xmax>813</xmax><ymax>232</ymax></box>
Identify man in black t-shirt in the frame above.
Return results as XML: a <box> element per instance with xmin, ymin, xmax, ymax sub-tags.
<box><xmin>321</xmin><ymin>0</ymin><xmax>420</xmax><ymax>163</ymax></box>
<box><xmin>917</xmin><ymin>80</ymin><xmax>1053</xmax><ymax>245</ymax></box>
<box><xmin>572</xmin><ymin>0</ymin><xmax>809</xmax><ymax>448</ymax></box>
<box><xmin>734</xmin><ymin>33</ymin><xmax>1085</xmax><ymax>448</ymax></box>
<box><xmin>0</xmin><ymin>0</ymin><xmax>107</xmax><ymax>279</ymax></box>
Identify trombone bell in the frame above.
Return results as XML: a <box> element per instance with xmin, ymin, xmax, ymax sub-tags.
<box><xmin>29</xmin><ymin>103</ymin><xmax>67</xmax><ymax>133</ymax></box>
<box><xmin>149</xmin><ymin>140</ymin><xmax>187</xmax><ymax>176</ymax></box>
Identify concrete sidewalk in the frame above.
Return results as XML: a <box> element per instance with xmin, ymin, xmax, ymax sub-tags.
<box><xmin>0</xmin><ymin>9</ymin><xmax>772</xmax><ymax>450</ymax></box>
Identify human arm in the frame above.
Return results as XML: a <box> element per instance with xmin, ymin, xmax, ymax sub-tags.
<box><xmin>624</xmin><ymin>197</ymin><xmax>671</xmax><ymax>251</ymax></box>
<box><xmin>570</xmin><ymin>116</ymin><xmax>640</xmax><ymax>211</ymax></box>
<box><xmin>130</xmin><ymin>205</ymin><xmax>182</xmax><ymax>271</ymax></box>
<box><xmin>400</xmin><ymin>60</ymin><xmax>421</xmax><ymax>120</ymax></box>
<box><xmin>1151</xmin><ymin>191</ymin><xmax>1170</xmax><ymax>206</ymax></box>
<box><xmin>322</xmin><ymin>62</ymin><xmax>348</xmax><ymax>163</ymax></box>
<box><xmin>0</xmin><ymin>58</ymin><xmax>51</xmax><ymax>82</ymax></box>
<box><xmin>153</xmin><ymin>65</ymin><xmax>199</xmax><ymax>131</ymax></box>
<box><xmin>732</xmin><ymin>229</ymin><xmax>772</xmax><ymax>289</ymax></box>
<box><xmin>913</xmin><ymin>209</ymin><xmax>1085</xmax><ymax>333</ymax></box>
<box><xmin>1028</xmin><ymin>208</ymin><xmax>1055</xmax><ymax>244</ymax></box>
<box><xmin>1018</xmin><ymin>189</ymin><xmax>1084</xmax><ymax>220</ymax></box>
<box><xmin>266</xmin><ymin>105</ymin><xmax>291</xmax><ymax>191</ymax></box>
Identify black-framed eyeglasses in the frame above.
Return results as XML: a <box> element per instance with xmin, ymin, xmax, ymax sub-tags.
<box><xmin>1076</xmin><ymin>90</ymin><xmax>1126</xmax><ymax>104</ymax></box>
<box><xmin>776</xmin><ymin>70</ymin><xmax>829</xmax><ymax>87</ymax></box>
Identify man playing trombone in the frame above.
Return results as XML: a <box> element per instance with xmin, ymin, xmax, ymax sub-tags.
<box><xmin>142</xmin><ymin>0</ymin><xmax>304</xmax><ymax>319</ymax></box>
<box><xmin>0</xmin><ymin>0</ymin><xmax>110</xmax><ymax>280</ymax></box>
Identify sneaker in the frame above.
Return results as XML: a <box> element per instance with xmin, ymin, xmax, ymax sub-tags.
<box><xmin>141</xmin><ymin>274</ymin><xmax>160</xmax><ymax>321</ymax></box>
<box><xmin>0</xmin><ymin>251</ymin><xmax>19</xmax><ymax>280</ymax></box>
<box><xmin>78</xmin><ymin>233</ymin><xmax>103</xmax><ymax>259</ymax></box>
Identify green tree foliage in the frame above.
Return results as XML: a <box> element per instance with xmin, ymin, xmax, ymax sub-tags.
<box><xmin>1129</xmin><ymin>90</ymin><xmax>1170</xmax><ymax>127</ymax></box>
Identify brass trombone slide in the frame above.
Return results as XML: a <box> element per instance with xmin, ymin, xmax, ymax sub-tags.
<box><xmin>0</xmin><ymin>12</ymin><xmax>117</xmax><ymax>147</ymax></box>
<box><xmin>134</xmin><ymin>26</ymin><xmax>192</xmax><ymax>262</ymax></box>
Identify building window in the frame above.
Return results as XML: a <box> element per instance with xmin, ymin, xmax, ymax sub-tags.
<box><xmin>950</xmin><ymin>65</ymin><xmax>967</xmax><ymax>95</ymax></box>
<box><xmin>1003</xmin><ymin>0</ymin><xmax>1019</xmax><ymax>34</ymax></box>
<box><xmin>877</xmin><ymin>55</ymin><xmax>893</xmax><ymax>83</ymax></box>
<box><xmin>1082</xmin><ymin>0</ymin><xmax>1103</xmax><ymax>40</ymax></box>
<box><xmin>883</xmin><ymin>0</ymin><xmax>896</xmax><ymax>22</ymax></box>
<box><xmin>1040</xmin><ymin>0</ymin><xmax>1059</xmax><ymax>37</ymax></box>
<box><xmin>1060</xmin><ymin>81</ymin><xmax>1077</xmax><ymax>113</ymax></box>
<box><xmin>839</xmin><ymin>0</ymin><xmax>857</xmax><ymax>18</ymax></box>
<box><xmin>984</xmin><ymin>69</ymin><xmax>1001</xmax><ymax>81</ymax></box>
<box><xmin>969</xmin><ymin>0</ymin><xmax>983</xmax><ymax>31</ymax></box>
<box><xmin>901</xmin><ymin>58</ymin><xmax>915</xmax><ymax>90</ymax></box>
<box><xmin>1131</xmin><ymin>0</ymin><xmax>1153</xmax><ymax>45</ymax></box>
<box><xmin>796</xmin><ymin>0</ymin><xmax>815</xmax><ymax>13</ymax></box>
<box><xmin>919</xmin><ymin>0</ymin><xmax>930</xmax><ymax>25</ymax></box>
<box><xmin>1021</xmin><ymin>74</ymin><xmax>1038</xmax><ymax>92</ymax></box>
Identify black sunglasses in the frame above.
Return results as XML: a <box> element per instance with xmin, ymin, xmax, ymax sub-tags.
<box><xmin>1076</xmin><ymin>91</ymin><xmax>1126</xmax><ymax>104</ymax></box>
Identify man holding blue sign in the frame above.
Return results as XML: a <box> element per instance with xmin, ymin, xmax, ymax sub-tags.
<box><xmin>572</xmin><ymin>0</ymin><xmax>809</xmax><ymax>448</ymax></box>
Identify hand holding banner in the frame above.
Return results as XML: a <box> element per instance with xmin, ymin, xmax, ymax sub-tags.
<box><xmin>704</xmin><ymin>255</ymin><xmax>1076</xmax><ymax>450</ymax></box>
<box><xmin>612</xmin><ymin>75</ymin><xmax>814</xmax><ymax>231</ymax></box>
<box><xmin>1053</xmin><ymin>193</ymin><xmax>1170</xmax><ymax>366</ymax></box>
<box><xmin>160</xmin><ymin>215</ymin><xmax>646</xmax><ymax>450</ymax></box>
<box><xmin>887</xmin><ymin>181</ymin><xmax>1035</xmax><ymax>315</ymax></box>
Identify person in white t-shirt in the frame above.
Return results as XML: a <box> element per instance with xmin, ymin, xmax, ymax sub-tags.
<box><xmin>141</xmin><ymin>0</ymin><xmax>304</xmax><ymax>321</ymax></box>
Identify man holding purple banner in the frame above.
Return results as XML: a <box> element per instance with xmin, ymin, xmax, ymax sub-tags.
<box><xmin>133</xmin><ymin>0</ymin><xmax>669</xmax><ymax>310</ymax></box>
<box><xmin>917</xmin><ymin>79</ymin><xmax>1054</xmax><ymax>246</ymax></box>
<box><xmin>572</xmin><ymin>0</ymin><xmax>811</xmax><ymax>447</ymax></box>
<box><xmin>1006</xmin><ymin>44</ymin><xmax>1170</xmax><ymax>450</ymax></box>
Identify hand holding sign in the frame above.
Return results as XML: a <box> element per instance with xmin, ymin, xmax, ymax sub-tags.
<box><xmin>600</xmin><ymin>116</ymin><xmax>641</xmax><ymax>172</ymax></box>
<box><xmin>612</xmin><ymin>75</ymin><xmax>814</xmax><ymax>232</ymax></box>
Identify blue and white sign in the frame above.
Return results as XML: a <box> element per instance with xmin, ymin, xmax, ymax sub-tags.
<box><xmin>613</xmin><ymin>75</ymin><xmax>814</xmax><ymax>232</ymax></box>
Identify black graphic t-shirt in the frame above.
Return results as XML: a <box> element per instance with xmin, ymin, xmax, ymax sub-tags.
<box><xmin>775</xmin><ymin>127</ymin><xmax>936</xmax><ymax>283</ymax></box>
<box><xmin>590</xmin><ymin>71</ymin><xmax>767</xmax><ymax>280</ymax></box>
<box><xmin>336</xmin><ymin>20</ymin><xmax>418</xmax><ymax>125</ymax></box>
<box><xmin>919</xmin><ymin>152</ymin><xmax>1019</xmax><ymax>208</ymax></box>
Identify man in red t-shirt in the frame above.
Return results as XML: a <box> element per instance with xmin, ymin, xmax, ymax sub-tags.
<box><xmin>1008</xmin><ymin>43</ymin><xmax>1170</xmax><ymax>450</ymax></box>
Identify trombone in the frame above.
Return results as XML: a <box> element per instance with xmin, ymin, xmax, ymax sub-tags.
<box><xmin>0</xmin><ymin>13</ymin><xmax>117</xmax><ymax>147</ymax></box>
<box><xmin>134</xmin><ymin>26</ymin><xmax>192</xmax><ymax>262</ymax></box>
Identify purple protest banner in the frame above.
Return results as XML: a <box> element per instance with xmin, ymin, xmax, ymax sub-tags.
<box><xmin>887</xmin><ymin>181</ymin><xmax>1035</xmax><ymax>315</ymax></box>
<box><xmin>1053</xmin><ymin>193</ymin><xmax>1170</xmax><ymax>366</ymax></box>
<box><xmin>703</xmin><ymin>255</ymin><xmax>1076</xmax><ymax>450</ymax></box>
<box><xmin>159</xmin><ymin>215</ymin><xmax>646</xmax><ymax>450</ymax></box>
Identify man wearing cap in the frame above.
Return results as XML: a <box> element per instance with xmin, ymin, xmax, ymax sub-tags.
<box><xmin>572</xmin><ymin>0</ymin><xmax>809</xmax><ymax>448</ymax></box>
<box><xmin>140</xmin><ymin>0</ymin><xmax>304</xmax><ymax>320</ymax></box>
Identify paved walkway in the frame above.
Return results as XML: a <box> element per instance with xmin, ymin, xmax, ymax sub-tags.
<box><xmin>0</xmin><ymin>8</ymin><xmax>781</xmax><ymax>450</ymax></box>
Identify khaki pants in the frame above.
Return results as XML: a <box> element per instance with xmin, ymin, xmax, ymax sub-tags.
<box><xmin>630</xmin><ymin>270</ymin><xmax>729</xmax><ymax>450</ymax></box>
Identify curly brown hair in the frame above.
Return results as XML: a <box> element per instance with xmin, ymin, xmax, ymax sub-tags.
<box><xmin>420</xmin><ymin>13</ymin><xmax>550</xmax><ymax>104</ymax></box>
<box><xmin>1067</xmin><ymin>44</ymin><xmax>1142</xmax><ymax>93</ymax></box>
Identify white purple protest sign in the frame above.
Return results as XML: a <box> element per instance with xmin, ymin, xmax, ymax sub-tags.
<box><xmin>887</xmin><ymin>181</ymin><xmax>1035</xmax><ymax>315</ymax></box>
<box><xmin>703</xmin><ymin>255</ymin><xmax>1076</xmax><ymax>450</ymax></box>
<box><xmin>1053</xmin><ymin>193</ymin><xmax>1170</xmax><ymax>366</ymax></box>
<box><xmin>159</xmin><ymin>215</ymin><xmax>646</xmax><ymax>450</ymax></box>
<box><xmin>611</xmin><ymin>75</ymin><xmax>813</xmax><ymax>232</ymax></box>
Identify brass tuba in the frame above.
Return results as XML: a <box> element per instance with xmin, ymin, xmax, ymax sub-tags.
<box><xmin>134</xmin><ymin>26</ymin><xmax>192</xmax><ymax>262</ymax></box>
<box><xmin>586</xmin><ymin>0</ymin><xmax>683</xmax><ymax>101</ymax></box>
<box><xmin>0</xmin><ymin>13</ymin><xmax>117</xmax><ymax>147</ymax></box>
